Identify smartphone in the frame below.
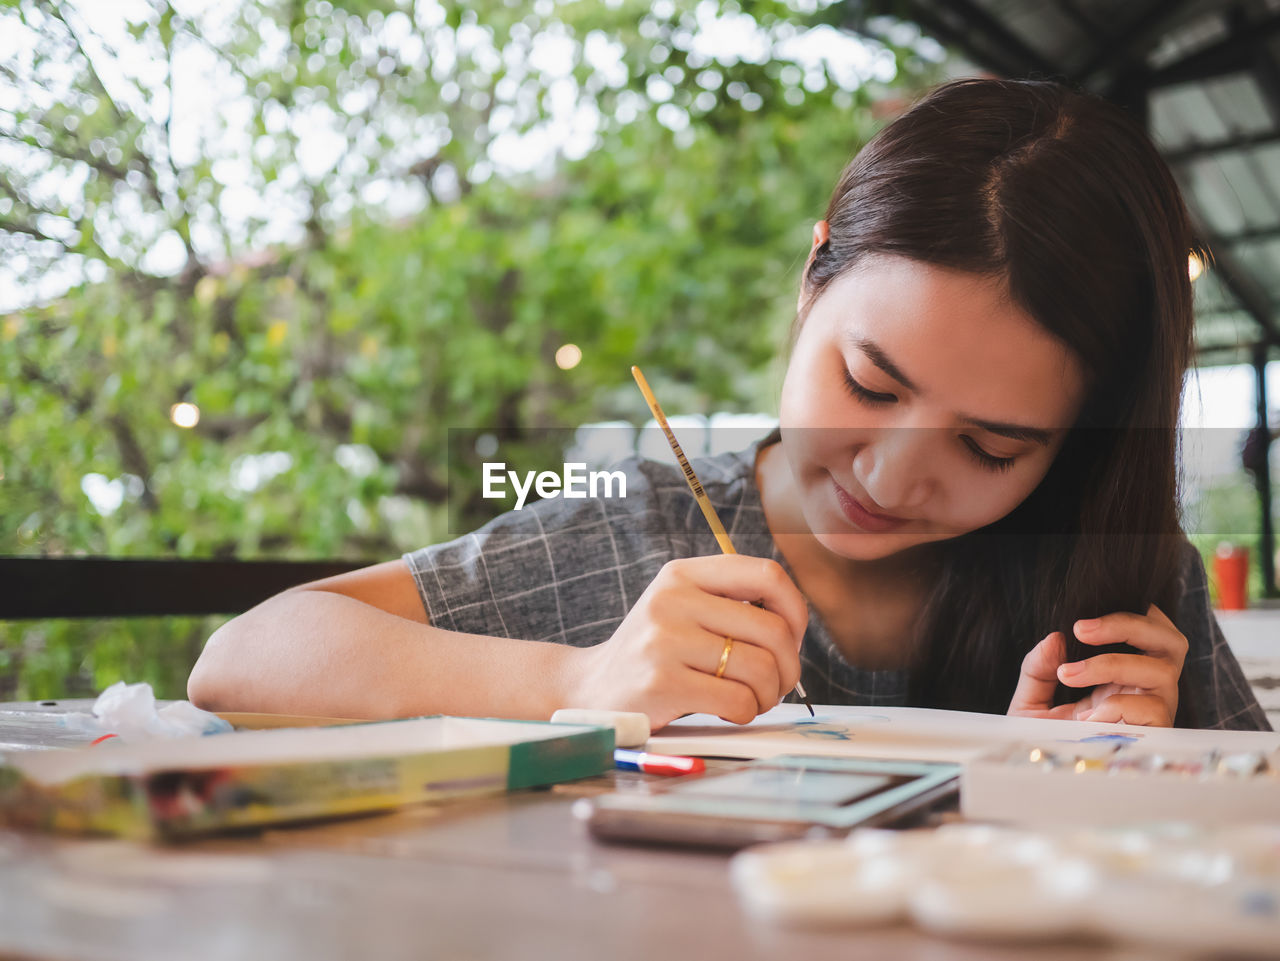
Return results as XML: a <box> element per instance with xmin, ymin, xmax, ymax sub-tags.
<box><xmin>578</xmin><ymin>754</ymin><xmax>960</xmax><ymax>850</ymax></box>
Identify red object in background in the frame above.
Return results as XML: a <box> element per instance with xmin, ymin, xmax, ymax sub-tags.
<box><xmin>1213</xmin><ymin>543</ymin><xmax>1250</xmax><ymax>610</ymax></box>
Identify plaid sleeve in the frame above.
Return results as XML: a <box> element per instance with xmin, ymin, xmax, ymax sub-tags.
<box><xmin>1172</xmin><ymin>541</ymin><xmax>1272</xmax><ymax>731</ymax></box>
<box><xmin>401</xmin><ymin>457</ymin><xmax>676</xmax><ymax>649</ymax></box>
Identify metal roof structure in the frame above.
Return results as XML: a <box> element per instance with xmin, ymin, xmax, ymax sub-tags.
<box><xmin>843</xmin><ymin>0</ymin><xmax>1280</xmax><ymax>368</ymax></box>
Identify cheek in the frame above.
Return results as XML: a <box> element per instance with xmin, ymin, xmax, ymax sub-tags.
<box><xmin>780</xmin><ymin>367</ymin><xmax>875</xmax><ymax>438</ymax></box>
<box><xmin>937</xmin><ymin>460</ymin><xmax>1052</xmax><ymax>530</ymax></box>
<box><xmin>780</xmin><ymin>329</ymin><xmax>851</xmax><ymax>430</ymax></box>
<box><xmin>779</xmin><ymin>360</ymin><xmax>822</xmax><ymax>428</ymax></box>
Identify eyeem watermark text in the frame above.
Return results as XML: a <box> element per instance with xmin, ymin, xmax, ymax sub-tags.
<box><xmin>483</xmin><ymin>462</ymin><xmax>627</xmax><ymax>510</ymax></box>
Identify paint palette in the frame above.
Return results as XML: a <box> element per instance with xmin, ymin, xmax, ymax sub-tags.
<box><xmin>962</xmin><ymin>740</ymin><xmax>1280</xmax><ymax>827</ymax></box>
<box><xmin>730</xmin><ymin>821</ymin><xmax>1280</xmax><ymax>953</ymax></box>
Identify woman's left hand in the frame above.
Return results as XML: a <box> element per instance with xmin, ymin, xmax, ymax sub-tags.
<box><xmin>1007</xmin><ymin>605</ymin><xmax>1187</xmax><ymax>727</ymax></box>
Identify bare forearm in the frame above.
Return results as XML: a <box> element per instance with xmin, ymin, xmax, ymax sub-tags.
<box><xmin>187</xmin><ymin>590</ymin><xmax>579</xmax><ymax>720</ymax></box>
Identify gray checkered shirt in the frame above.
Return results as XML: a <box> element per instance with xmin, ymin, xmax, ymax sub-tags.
<box><xmin>404</xmin><ymin>435</ymin><xmax>1270</xmax><ymax>731</ymax></box>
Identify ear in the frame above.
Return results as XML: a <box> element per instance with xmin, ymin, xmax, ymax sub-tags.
<box><xmin>797</xmin><ymin>220</ymin><xmax>831</xmax><ymax>312</ymax></box>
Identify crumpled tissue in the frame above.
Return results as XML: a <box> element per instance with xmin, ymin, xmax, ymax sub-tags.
<box><xmin>61</xmin><ymin>681</ymin><xmax>233</xmax><ymax>740</ymax></box>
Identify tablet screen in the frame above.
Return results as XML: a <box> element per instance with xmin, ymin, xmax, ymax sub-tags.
<box><xmin>663</xmin><ymin>764</ymin><xmax>903</xmax><ymax>807</ymax></box>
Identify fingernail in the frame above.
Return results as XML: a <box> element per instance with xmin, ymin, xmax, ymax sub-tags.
<box><xmin>1059</xmin><ymin>662</ymin><xmax>1084</xmax><ymax>678</ymax></box>
<box><xmin>1079</xmin><ymin>709</ymin><xmax>1094</xmax><ymax>721</ymax></box>
<box><xmin>1075</xmin><ymin>618</ymin><xmax>1100</xmax><ymax>632</ymax></box>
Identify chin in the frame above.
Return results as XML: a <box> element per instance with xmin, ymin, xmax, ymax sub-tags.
<box><xmin>811</xmin><ymin>528</ymin><xmax>930</xmax><ymax>561</ymax></box>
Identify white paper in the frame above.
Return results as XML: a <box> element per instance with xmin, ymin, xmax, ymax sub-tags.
<box><xmin>646</xmin><ymin>703</ymin><xmax>1280</xmax><ymax>762</ymax></box>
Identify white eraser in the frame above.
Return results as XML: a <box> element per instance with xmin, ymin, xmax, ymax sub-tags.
<box><xmin>550</xmin><ymin>709</ymin><xmax>651</xmax><ymax>747</ymax></box>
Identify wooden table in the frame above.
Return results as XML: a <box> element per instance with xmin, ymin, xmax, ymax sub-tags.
<box><xmin>0</xmin><ymin>701</ymin><xmax>1153</xmax><ymax>961</ymax></box>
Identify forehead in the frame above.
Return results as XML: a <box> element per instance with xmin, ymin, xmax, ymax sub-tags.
<box><xmin>812</xmin><ymin>255</ymin><xmax>1085</xmax><ymax>427</ymax></box>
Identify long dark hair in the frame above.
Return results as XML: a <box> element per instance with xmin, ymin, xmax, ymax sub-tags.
<box><xmin>798</xmin><ymin>78</ymin><xmax>1194</xmax><ymax>714</ymax></box>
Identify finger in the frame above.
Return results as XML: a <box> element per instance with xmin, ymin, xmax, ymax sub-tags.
<box><xmin>1082</xmin><ymin>694</ymin><xmax>1172</xmax><ymax>727</ymax></box>
<box><xmin>1057</xmin><ymin>652</ymin><xmax>1179</xmax><ymax>696</ymax></box>
<box><xmin>1007</xmin><ymin>632</ymin><xmax>1068</xmax><ymax>715</ymax></box>
<box><xmin>678</xmin><ymin>592</ymin><xmax>801</xmax><ymax>694</ymax></box>
<box><xmin>1072</xmin><ymin>611</ymin><xmax>1188</xmax><ymax>663</ymax></box>
<box><xmin>1010</xmin><ymin>701</ymin><xmax>1090</xmax><ymax>721</ymax></box>
<box><xmin>665</xmin><ymin>556</ymin><xmax>809</xmax><ymax>645</ymax></box>
<box><xmin>693</xmin><ymin>632</ymin><xmax>780</xmax><ymax>714</ymax></box>
<box><xmin>1145</xmin><ymin>603</ymin><xmax>1188</xmax><ymax>669</ymax></box>
<box><xmin>1146</xmin><ymin>603</ymin><xmax>1176</xmax><ymax>630</ymax></box>
<box><xmin>1013</xmin><ymin>690</ymin><xmax>1115</xmax><ymax>721</ymax></box>
<box><xmin>683</xmin><ymin>666</ymin><xmax>764</xmax><ymax>725</ymax></box>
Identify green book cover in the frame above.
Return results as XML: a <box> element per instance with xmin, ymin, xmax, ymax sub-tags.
<box><xmin>0</xmin><ymin>716</ymin><xmax>613</xmax><ymax>841</ymax></box>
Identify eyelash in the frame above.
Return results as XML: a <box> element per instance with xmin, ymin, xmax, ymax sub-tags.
<box><xmin>841</xmin><ymin>369</ymin><xmax>895</xmax><ymax>405</ymax></box>
<box><xmin>961</xmin><ymin>436</ymin><xmax>1017</xmax><ymax>474</ymax></box>
<box><xmin>841</xmin><ymin>370</ymin><xmax>1018</xmax><ymax>474</ymax></box>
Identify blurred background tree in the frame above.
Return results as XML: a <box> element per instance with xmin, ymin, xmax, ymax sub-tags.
<box><xmin>0</xmin><ymin>0</ymin><xmax>946</xmax><ymax>698</ymax></box>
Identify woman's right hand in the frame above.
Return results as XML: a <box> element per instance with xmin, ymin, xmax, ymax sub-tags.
<box><xmin>561</xmin><ymin>555</ymin><xmax>810</xmax><ymax>730</ymax></box>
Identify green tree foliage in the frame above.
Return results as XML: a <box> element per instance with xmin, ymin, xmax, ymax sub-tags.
<box><xmin>0</xmin><ymin>0</ymin><xmax>944</xmax><ymax>698</ymax></box>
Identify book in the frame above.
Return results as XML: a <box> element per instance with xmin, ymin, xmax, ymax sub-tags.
<box><xmin>0</xmin><ymin>715</ymin><xmax>613</xmax><ymax>841</ymax></box>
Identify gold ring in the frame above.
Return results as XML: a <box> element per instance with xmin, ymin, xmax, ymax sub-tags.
<box><xmin>714</xmin><ymin>636</ymin><xmax>734</xmax><ymax>679</ymax></box>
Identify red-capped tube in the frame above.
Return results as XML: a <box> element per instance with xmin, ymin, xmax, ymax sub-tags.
<box><xmin>614</xmin><ymin>749</ymin><xmax>705</xmax><ymax>776</ymax></box>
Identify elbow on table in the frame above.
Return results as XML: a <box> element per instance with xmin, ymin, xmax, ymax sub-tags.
<box><xmin>187</xmin><ymin>616</ymin><xmax>249</xmax><ymax>712</ymax></box>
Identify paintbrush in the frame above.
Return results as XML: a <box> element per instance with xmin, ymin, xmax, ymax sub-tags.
<box><xmin>631</xmin><ymin>365</ymin><xmax>815</xmax><ymax>717</ymax></box>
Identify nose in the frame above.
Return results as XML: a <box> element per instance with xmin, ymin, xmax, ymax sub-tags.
<box><xmin>852</xmin><ymin>427</ymin><xmax>935</xmax><ymax>515</ymax></box>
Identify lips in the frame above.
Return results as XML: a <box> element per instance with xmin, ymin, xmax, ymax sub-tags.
<box><xmin>831</xmin><ymin>478</ymin><xmax>909</xmax><ymax>533</ymax></box>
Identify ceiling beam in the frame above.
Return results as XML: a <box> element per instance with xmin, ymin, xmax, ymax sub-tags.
<box><xmin>1214</xmin><ymin>225</ymin><xmax>1280</xmax><ymax>246</ymax></box>
<box><xmin>1163</xmin><ymin>129</ymin><xmax>1280</xmax><ymax>165</ymax></box>
<box><xmin>930</xmin><ymin>0</ymin><xmax>1062</xmax><ymax>77</ymax></box>
<box><xmin>1143</xmin><ymin>12</ymin><xmax>1280</xmax><ymax>89</ymax></box>
<box><xmin>1195</xmin><ymin>345</ymin><xmax>1258</xmax><ymax>365</ymax></box>
<box><xmin>1071</xmin><ymin>0</ymin><xmax>1199</xmax><ymax>87</ymax></box>
<box><xmin>1050</xmin><ymin>0</ymin><xmax>1102</xmax><ymax>38</ymax></box>
<box><xmin>841</xmin><ymin>1</ymin><xmax>1036</xmax><ymax>79</ymax></box>
<box><xmin>1248</xmin><ymin>20</ymin><xmax>1280</xmax><ymax>128</ymax></box>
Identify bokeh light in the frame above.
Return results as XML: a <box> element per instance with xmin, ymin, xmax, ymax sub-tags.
<box><xmin>170</xmin><ymin>402</ymin><xmax>200</xmax><ymax>428</ymax></box>
<box><xmin>555</xmin><ymin>343</ymin><xmax>582</xmax><ymax>370</ymax></box>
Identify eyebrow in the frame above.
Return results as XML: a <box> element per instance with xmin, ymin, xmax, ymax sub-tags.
<box><xmin>960</xmin><ymin>417</ymin><xmax>1054</xmax><ymax>446</ymax></box>
<box><xmin>849</xmin><ymin>337</ymin><xmax>919</xmax><ymax>393</ymax></box>
<box><xmin>845</xmin><ymin>336</ymin><xmax>1055</xmax><ymax>447</ymax></box>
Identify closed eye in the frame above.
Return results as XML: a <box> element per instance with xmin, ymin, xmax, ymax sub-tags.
<box><xmin>961</xmin><ymin>435</ymin><xmax>1017</xmax><ymax>473</ymax></box>
<box><xmin>842</xmin><ymin>370</ymin><xmax>896</xmax><ymax>405</ymax></box>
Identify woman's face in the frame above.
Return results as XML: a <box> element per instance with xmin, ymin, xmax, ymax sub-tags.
<box><xmin>778</xmin><ymin>241</ymin><xmax>1087</xmax><ymax>562</ymax></box>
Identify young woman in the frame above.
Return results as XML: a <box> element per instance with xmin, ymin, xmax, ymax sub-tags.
<box><xmin>188</xmin><ymin>78</ymin><xmax>1270</xmax><ymax>732</ymax></box>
